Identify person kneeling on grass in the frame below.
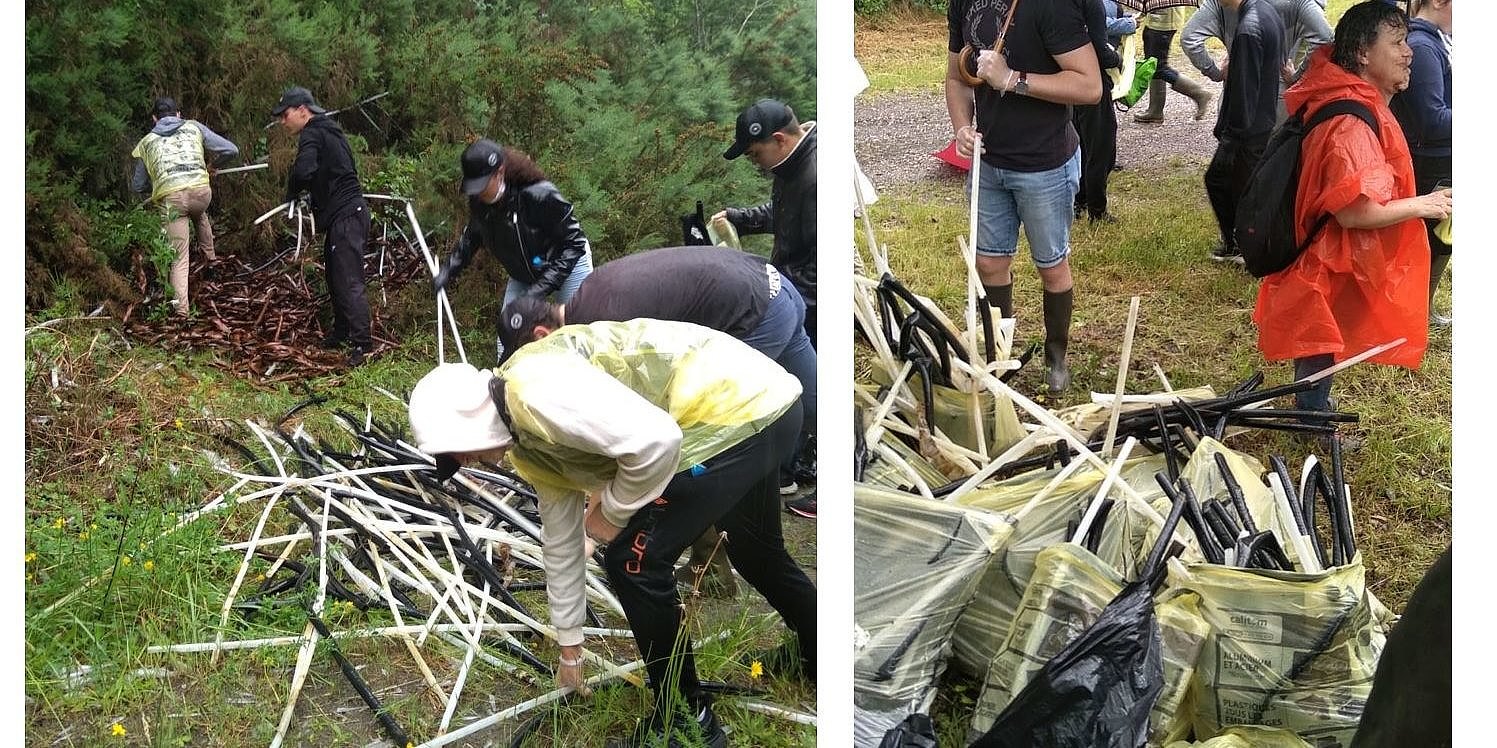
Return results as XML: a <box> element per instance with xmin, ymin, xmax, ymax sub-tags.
<box><xmin>408</xmin><ymin>319</ymin><xmax>817</xmax><ymax>747</ymax></box>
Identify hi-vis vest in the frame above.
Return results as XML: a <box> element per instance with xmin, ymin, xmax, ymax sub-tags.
<box><xmin>497</xmin><ymin>319</ymin><xmax>801</xmax><ymax>497</ymax></box>
<box><xmin>132</xmin><ymin>122</ymin><xmax>211</xmax><ymax>202</ymax></box>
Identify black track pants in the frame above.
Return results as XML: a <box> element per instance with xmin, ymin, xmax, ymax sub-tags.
<box><xmin>603</xmin><ymin>402</ymin><xmax>817</xmax><ymax>702</ymax></box>
<box><xmin>1204</xmin><ymin>137</ymin><xmax>1266</xmax><ymax>248</ymax></box>
<box><xmin>324</xmin><ymin>203</ymin><xmax>372</xmax><ymax>347</ymax></box>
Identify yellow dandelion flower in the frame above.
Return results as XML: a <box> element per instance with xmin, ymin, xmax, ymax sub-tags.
<box><xmin>750</xmin><ymin>660</ymin><xmax>764</xmax><ymax>679</ymax></box>
<box><xmin>53</xmin><ymin>517</ymin><xmax>67</xmax><ymax>529</ymax></box>
<box><xmin>121</xmin><ymin>556</ymin><xmax>132</xmax><ymax>566</ymax></box>
<box><xmin>174</xmin><ymin>418</ymin><xmax>184</xmax><ymax>430</ymax></box>
<box><xmin>24</xmin><ymin>552</ymin><xmax>35</xmax><ymax>564</ymax></box>
<box><xmin>78</xmin><ymin>531</ymin><xmax>90</xmax><ymax>541</ymax></box>
<box><xmin>143</xmin><ymin>560</ymin><xmax>155</xmax><ymax>572</ymax></box>
<box><xmin>110</xmin><ymin>723</ymin><xmax>126</xmax><ymax>737</ymax></box>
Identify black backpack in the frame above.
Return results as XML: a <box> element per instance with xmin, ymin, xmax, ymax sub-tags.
<box><xmin>1234</xmin><ymin>100</ymin><xmax>1380</xmax><ymax>278</ymax></box>
<box><xmin>680</xmin><ymin>200</ymin><xmax>713</xmax><ymax>246</ymax></box>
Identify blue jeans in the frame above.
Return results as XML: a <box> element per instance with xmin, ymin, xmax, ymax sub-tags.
<box><xmin>741</xmin><ymin>278</ymin><xmax>816</xmax><ymax>436</ymax></box>
<box><xmin>1294</xmin><ymin>354</ymin><xmax>1335</xmax><ymax>411</ymax></box>
<box><xmin>501</xmin><ymin>243</ymin><xmax>594</xmax><ymax>306</ymax></box>
<box><xmin>499</xmin><ymin>246</ymin><xmax>594</xmax><ymax>359</ymax></box>
<box><xmin>972</xmin><ymin>149</ymin><xmax>1081</xmax><ymax>269</ymax></box>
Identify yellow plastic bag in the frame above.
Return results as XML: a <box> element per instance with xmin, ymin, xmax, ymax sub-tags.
<box><xmin>1164</xmin><ymin>725</ymin><xmax>1313</xmax><ymax>748</ymax></box>
<box><xmin>968</xmin><ymin>543</ymin><xmax>1209</xmax><ymax>746</ymax></box>
<box><xmin>854</xmin><ymin>484</ymin><xmax>1015</xmax><ymax>745</ymax></box>
<box><xmin>947</xmin><ymin>455</ymin><xmax>1167</xmax><ymax>675</ymax></box>
<box><xmin>1167</xmin><ymin>556</ymin><xmax>1390</xmax><ymax>746</ymax></box>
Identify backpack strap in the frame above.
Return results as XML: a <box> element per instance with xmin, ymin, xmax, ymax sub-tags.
<box><xmin>1298</xmin><ymin>99</ymin><xmax>1382</xmax><ymax>253</ymax></box>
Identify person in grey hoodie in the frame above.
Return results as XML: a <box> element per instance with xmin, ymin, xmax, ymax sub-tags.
<box><xmin>1391</xmin><ymin>0</ymin><xmax>1453</xmax><ymax>324</ymax></box>
<box><xmin>1181</xmin><ymin>0</ymin><xmax>1332</xmax><ymax>121</ymax></box>
<box><xmin>131</xmin><ymin>97</ymin><xmax>239</xmax><ymax>316</ymax></box>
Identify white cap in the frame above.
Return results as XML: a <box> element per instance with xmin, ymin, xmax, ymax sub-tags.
<box><xmin>408</xmin><ymin>363</ymin><xmax>514</xmax><ymax>466</ymax></box>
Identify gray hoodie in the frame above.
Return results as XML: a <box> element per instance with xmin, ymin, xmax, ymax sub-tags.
<box><xmin>131</xmin><ymin>116</ymin><xmax>239</xmax><ymax>196</ymax></box>
<box><xmin>1181</xmin><ymin>0</ymin><xmax>1332</xmax><ymax>83</ymax></box>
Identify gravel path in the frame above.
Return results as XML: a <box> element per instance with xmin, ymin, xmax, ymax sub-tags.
<box><xmin>855</xmin><ymin>80</ymin><xmax>1223</xmax><ymax>189</ymax></box>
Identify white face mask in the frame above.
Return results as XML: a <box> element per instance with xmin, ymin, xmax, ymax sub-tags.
<box><xmin>483</xmin><ymin>178</ymin><xmax>507</xmax><ymax>205</ymax></box>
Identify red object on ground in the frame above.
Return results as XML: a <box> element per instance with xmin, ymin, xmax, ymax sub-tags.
<box><xmin>933</xmin><ymin>139</ymin><xmax>972</xmax><ymax>171</ymax></box>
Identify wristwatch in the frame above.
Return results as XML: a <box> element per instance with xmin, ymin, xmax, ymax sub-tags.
<box><xmin>1013</xmin><ymin>71</ymin><xmax>1030</xmax><ymax>97</ymax></box>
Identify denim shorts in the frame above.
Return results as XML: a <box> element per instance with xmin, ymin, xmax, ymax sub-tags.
<box><xmin>971</xmin><ymin>149</ymin><xmax>1081</xmax><ymax>269</ymax></box>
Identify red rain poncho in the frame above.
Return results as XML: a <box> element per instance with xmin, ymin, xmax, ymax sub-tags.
<box><xmin>1253</xmin><ymin>46</ymin><xmax>1429</xmax><ymax>369</ymax></box>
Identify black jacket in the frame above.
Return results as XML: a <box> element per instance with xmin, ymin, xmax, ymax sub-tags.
<box><xmin>727</xmin><ymin>123</ymin><xmax>817</xmax><ymax>309</ymax></box>
<box><xmin>285</xmin><ymin>114</ymin><xmax>365</xmax><ymax>224</ymax></box>
<box><xmin>1215</xmin><ymin>0</ymin><xmax>1285</xmax><ymax>143</ymax></box>
<box><xmin>443</xmin><ymin>180</ymin><xmax>589</xmax><ymax>297</ymax></box>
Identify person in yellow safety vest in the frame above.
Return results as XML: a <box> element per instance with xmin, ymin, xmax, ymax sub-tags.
<box><xmin>408</xmin><ymin>319</ymin><xmax>816</xmax><ymax>748</ymax></box>
<box><xmin>130</xmin><ymin>97</ymin><xmax>240</xmax><ymax>317</ymax></box>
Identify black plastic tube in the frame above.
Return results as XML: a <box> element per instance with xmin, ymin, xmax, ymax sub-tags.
<box><xmin>307</xmin><ymin>611</ymin><xmax>412</xmax><ymax>748</ymax></box>
<box><xmin>1146</xmin><ymin>473</ymin><xmax>1192</xmax><ymax>578</ymax></box>
<box><xmin>1155</xmin><ymin>405</ymin><xmax>1180</xmax><ymax>484</ymax></box>
<box><xmin>1268</xmin><ymin>455</ymin><xmax>1309</xmax><ymax>537</ymax></box>
<box><xmin>1213</xmin><ymin>453</ymin><xmax>1258</xmax><ymax>535</ymax></box>
<box><xmin>1180</xmin><ymin>486</ymin><xmax>1224</xmax><ymax>564</ymax></box>
<box><xmin>1303</xmin><ymin>463</ymin><xmax>1329</xmax><ymax>568</ymax></box>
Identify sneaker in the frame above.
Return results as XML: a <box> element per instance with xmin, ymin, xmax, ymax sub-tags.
<box><xmin>1430</xmin><ymin>311</ymin><xmax>1453</xmax><ymax>327</ymax></box>
<box><xmin>347</xmin><ymin>345</ymin><xmax>368</xmax><ymax>367</ymax></box>
<box><xmin>605</xmin><ymin>703</ymin><xmax>728</xmax><ymax>748</ymax></box>
<box><xmin>786</xmin><ymin>493</ymin><xmax>817</xmax><ymax>519</ymax></box>
<box><xmin>778</xmin><ymin>475</ymin><xmax>799</xmax><ymax>496</ymax></box>
<box><xmin>321</xmin><ymin>332</ymin><xmax>348</xmax><ymax>350</ymax></box>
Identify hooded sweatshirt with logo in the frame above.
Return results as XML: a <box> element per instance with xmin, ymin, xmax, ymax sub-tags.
<box><xmin>131</xmin><ymin>116</ymin><xmax>239</xmax><ymax>203</ymax></box>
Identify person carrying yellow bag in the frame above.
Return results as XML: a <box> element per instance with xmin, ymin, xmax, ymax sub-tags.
<box><xmin>407</xmin><ymin>319</ymin><xmax>816</xmax><ymax>748</ymax></box>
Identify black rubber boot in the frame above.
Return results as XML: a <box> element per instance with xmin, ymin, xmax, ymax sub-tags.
<box><xmin>1429</xmin><ymin>253</ymin><xmax>1451</xmax><ymax>325</ymax></box>
<box><xmin>1042</xmin><ymin>289</ymin><xmax>1074</xmax><ymax>394</ymax></box>
<box><xmin>984</xmin><ymin>283</ymin><xmax>1014</xmax><ymax>319</ymax></box>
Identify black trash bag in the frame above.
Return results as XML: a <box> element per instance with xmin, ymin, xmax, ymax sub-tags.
<box><xmin>880</xmin><ymin>713</ymin><xmax>939</xmax><ymax>748</ymax></box>
<box><xmin>968</xmin><ymin>578</ymin><xmax>1164</xmax><ymax>748</ymax></box>
<box><xmin>681</xmin><ymin>200</ymin><xmax>712</xmax><ymax>246</ymax></box>
<box><xmin>970</xmin><ymin>472</ymin><xmax>1192</xmax><ymax>748</ymax></box>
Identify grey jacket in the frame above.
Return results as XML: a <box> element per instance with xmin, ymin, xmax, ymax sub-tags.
<box><xmin>131</xmin><ymin>116</ymin><xmax>239</xmax><ymax>195</ymax></box>
<box><xmin>1181</xmin><ymin>0</ymin><xmax>1331</xmax><ymax>83</ymax></box>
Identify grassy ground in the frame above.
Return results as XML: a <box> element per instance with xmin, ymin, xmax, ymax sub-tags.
<box><xmin>856</xmin><ymin>3</ymin><xmax>1449</xmax><ymax>741</ymax></box>
<box><xmin>24</xmin><ymin>277</ymin><xmax>816</xmax><ymax>746</ymax></box>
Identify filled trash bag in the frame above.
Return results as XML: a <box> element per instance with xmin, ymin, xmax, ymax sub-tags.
<box><xmin>1164</xmin><ymin>725</ymin><xmax>1313</xmax><ymax>748</ymax></box>
<box><xmin>969</xmin><ymin>543</ymin><xmax>1208</xmax><ymax>747</ymax></box>
<box><xmin>1168</xmin><ymin>555</ymin><xmax>1392</xmax><ymax>747</ymax></box>
<box><xmin>950</xmin><ymin>455</ymin><xmax>1167</xmax><ymax>675</ymax></box>
<box><xmin>854</xmin><ymin>484</ymin><xmax>1013</xmax><ymax>747</ymax></box>
<box><xmin>879</xmin><ymin>713</ymin><xmax>940</xmax><ymax>748</ymax></box>
<box><xmin>967</xmin><ymin>570</ymin><xmax>1164</xmax><ymax>748</ymax></box>
<box><xmin>868</xmin><ymin>361</ymin><xmax>1026</xmax><ymax>458</ymax></box>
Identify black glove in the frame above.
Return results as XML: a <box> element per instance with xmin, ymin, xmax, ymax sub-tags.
<box><xmin>434</xmin><ymin>266</ymin><xmax>451</xmax><ymax>294</ymax></box>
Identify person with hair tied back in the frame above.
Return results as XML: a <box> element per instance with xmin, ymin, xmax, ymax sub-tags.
<box><xmin>130</xmin><ymin>96</ymin><xmax>239</xmax><ymax>317</ymax></box>
<box><xmin>1253</xmin><ymin>1</ymin><xmax>1451</xmax><ymax>412</ymax></box>
<box><xmin>433</xmin><ymin>139</ymin><xmax>594</xmax><ymax>363</ymax></box>
<box><xmin>406</xmin><ymin>319</ymin><xmax>816</xmax><ymax>748</ymax></box>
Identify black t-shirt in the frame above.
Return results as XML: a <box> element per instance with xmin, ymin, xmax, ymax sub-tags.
<box><xmin>565</xmin><ymin>246</ymin><xmax>773</xmax><ymax>340</ymax></box>
<box><xmin>949</xmin><ymin>0</ymin><xmax>1092</xmax><ymax>172</ymax></box>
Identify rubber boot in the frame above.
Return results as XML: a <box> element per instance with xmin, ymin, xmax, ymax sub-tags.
<box><xmin>1429</xmin><ymin>252</ymin><xmax>1452</xmax><ymax>325</ymax></box>
<box><xmin>1171</xmin><ymin>76</ymin><xmax>1215</xmax><ymax>121</ymax></box>
<box><xmin>673</xmin><ymin>528</ymin><xmax>738</xmax><ymax>598</ymax></box>
<box><xmin>1042</xmin><ymin>289</ymin><xmax>1074</xmax><ymax>394</ymax></box>
<box><xmin>1132</xmin><ymin>80</ymin><xmax>1166</xmax><ymax>123</ymax></box>
<box><xmin>984</xmin><ymin>283</ymin><xmax>1013</xmax><ymax>319</ymax></box>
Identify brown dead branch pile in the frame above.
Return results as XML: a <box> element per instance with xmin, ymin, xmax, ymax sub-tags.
<box><xmin>120</xmin><ymin>236</ymin><xmax>429</xmax><ymax>382</ymax></box>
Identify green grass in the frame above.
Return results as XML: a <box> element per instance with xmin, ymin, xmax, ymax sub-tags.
<box><xmin>24</xmin><ymin>278</ymin><xmax>816</xmax><ymax>746</ymax></box>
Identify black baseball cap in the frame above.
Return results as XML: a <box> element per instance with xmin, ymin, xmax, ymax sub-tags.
<box><xmin>496</xmin><ymin>296</ymin><xmax>554</xmax><ymax>365</ymax></box>
<box><xmin>723</xmin><ymin>99</ymin><xmax>795</xmax><ymax>160</ymax></box>
<box><xmin>272</xmin><ymin>86</ymin><xmax>326</xmax><ymax>116</ymax></box>
<box><xmin>152</xmin><ymin>97</ymin><xmax>179</xmax><ymax>117</ymax></box>
<box><xmin>433</xmin><ymin>453</ymin><xmax>463</xmax><ymax>481</ymax></box>
<box><xmin>461</xmin><ymin>139</ymin><xmax>507</xmax><ymax>196</ymax></box>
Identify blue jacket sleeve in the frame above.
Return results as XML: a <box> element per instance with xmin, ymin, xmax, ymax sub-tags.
<box><xmin>1401</xmin><ymin>40</ymin><xmax>1452</xmax><ymax>145</ymax></box>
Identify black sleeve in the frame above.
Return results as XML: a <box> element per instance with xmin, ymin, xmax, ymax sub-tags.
<box><xmin>1043</xmin><ymin>0</ymin><xmax>1094</xmax><ymax>58</ymax></box>
<box><xmin>1221</xmin><ymin>32</ymin><xmax>1265</xmax><ymax>139</ymax></box>
<box><xmin>948</xmin><ymin>0</ymin><xmax>966</xmax><ymax>54</ymax></box>
<box><xmin>1083</xmin><ymin>0</ymin><xmax>1121</xmax><ymax>72</ymax></box>
<box><xmin>286</xmin><ymin>129</ymin><xmax>320</xmax><ymax>203</ymax></box>
<box><xmin>528</xmin><ymin>186</ymin><xmax>588</xmax><ymax>297</ymax></box>
<box><xmin>444</xmin><ymin>220</ymin><xmax>482</xmax><ymax>285</ymax></box>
